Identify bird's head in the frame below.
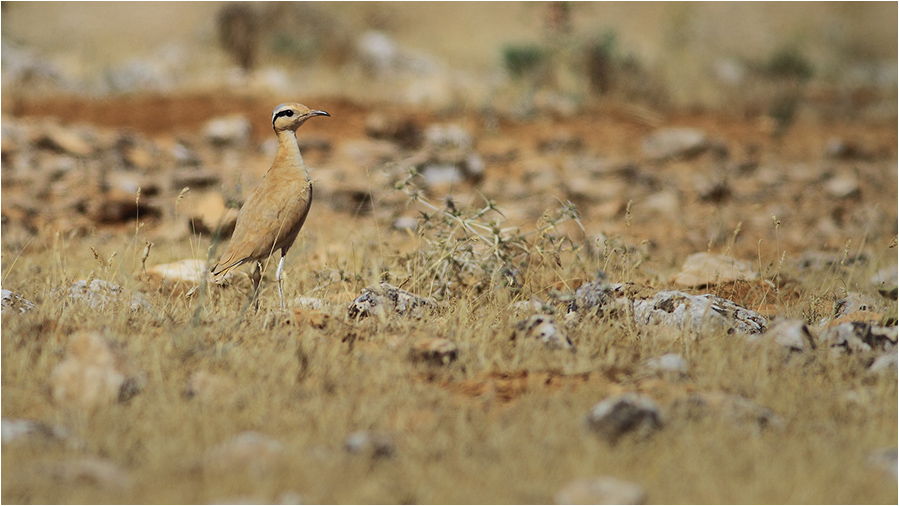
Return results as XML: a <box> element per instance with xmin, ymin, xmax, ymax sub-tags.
<box><xmin>272</xmin><ymin>102</ymin><xmax>330</xmax><ymax>132</ymax></box>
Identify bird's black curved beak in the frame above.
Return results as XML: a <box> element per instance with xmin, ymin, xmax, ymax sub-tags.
<box><xmin>311</xmin><ymin>110</ymin><xmax>330</xmax><ymax>117</ymax></box>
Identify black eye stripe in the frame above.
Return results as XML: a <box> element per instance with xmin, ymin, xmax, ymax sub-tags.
<box><xmin>272</xmin><ymin>109</ymin><xmax>297</xmax><ymax>128</ymax></box>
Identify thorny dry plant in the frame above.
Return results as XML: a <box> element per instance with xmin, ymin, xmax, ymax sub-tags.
<box><xmin>394</xmin><ymin>168</ymin><xmax>587</xmax><ymax>300</ymax></box>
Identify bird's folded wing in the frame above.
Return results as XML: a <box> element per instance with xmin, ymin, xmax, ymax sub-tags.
<box><xmin>212</xmin><ymin>180</ymin><xmax>311</xmax><ymax>278</ymax></box>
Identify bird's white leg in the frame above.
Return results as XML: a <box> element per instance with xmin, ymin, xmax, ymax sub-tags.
<box><xmin>276</xmin><ymin>254</ymin><xmax>286</xmax><ymax>311</ymax></box>
<box><xmin>251</xmin><ymin>261</ymin><xmax>262</xmax><ymax>311</ymax></box>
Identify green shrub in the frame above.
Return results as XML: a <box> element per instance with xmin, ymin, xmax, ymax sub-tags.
<box><xmin>763</xmin><ymin>46</ymin><xmax>814</xmax><ymax>80</ymax></box>
<box><xmin>502</xmin><ymin>44</ymin><xmax>548</xmax><ymax>79</ymax></box>
<box><xmin>583</xmin><ymin>30</ymin><xmax>620</xmax><ymax>93</ymax></box>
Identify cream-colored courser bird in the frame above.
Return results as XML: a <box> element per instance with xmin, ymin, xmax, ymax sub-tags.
<box><xmin>211</xmin><ymin>102</ymin><xmax>329</xmax><ymax>310</ymax></box>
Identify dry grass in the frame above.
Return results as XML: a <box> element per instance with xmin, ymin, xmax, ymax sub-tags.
<box><xmin>2</xmin><ymin>181</ymin><xmax>896</xmax><ymax>504</ymax></box>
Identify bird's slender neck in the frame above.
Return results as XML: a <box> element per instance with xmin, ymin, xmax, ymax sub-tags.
<box><xmin>275</xmin><ymin>129</ymin><xmax>309</xmax><ymax>180</ymax></box>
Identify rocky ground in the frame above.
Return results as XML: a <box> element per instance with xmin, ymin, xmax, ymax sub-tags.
<box><xmin>1</xmin><ymin>90</ymin><xmax>896</xmax><ymax>503</ymax></box>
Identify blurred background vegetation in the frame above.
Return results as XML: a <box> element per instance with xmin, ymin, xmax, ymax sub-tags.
<box><xmin>1</xmin><ymin>2</ymin><xmax>896</xmax><ymax>122</ymax></box>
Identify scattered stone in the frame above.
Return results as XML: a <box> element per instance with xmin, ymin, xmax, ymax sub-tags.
<box><xmin>869</xmin><ymin>349</ymin><xmax>898</xmax><ymax>374</ymax></box>
<box><xmin>642</xmin><ymin>353</ymin><xmax>688</xmax><ymax>377</ymax></box>
<box><xmin>567</xmin><ymin>282</ymin><xmax>644</xmax><ymax>319</ymax></box>
<box><xmin>797</xmin><ymin>250</ymin><xmax>868</xmax><ymax>271</ymax></box>
<box><xmin>324</xmin><ymin>179</ymin><xmax>374</xmax><ymax>214</ymax></box>
<box><xmin>184</xmin><ymin>370</ymin><xmax>238</xmax><ymax>403</ymax></box>
<box><xmin>555</xmin><ymin>477</ymin><xmax>647</xmax><ymax>505</ymax></box>
<box><xmin>822</xmin><ymin>137</ymin><xmax>857</xmax><ymax>160</ymax></box>
<box><xmin>416</xmin><ymin>154</ymin><xmax>484</xmax><ymax>187</ymax></box>
<box><xmin>355</xmin><ymin>31</ymin><xmax>401</xmax><ymax>76</ymax></box>
<box><xmin>2</xmin><ymin>418</ymin><xmax>69</xmax><ymax>444</ymax></box>
<box><xmin>86</xmin><ymin>187</ymin><xmax>161</xmax><ymax>224</ymax></box>
<box><xmin>641</xmin><ymin>127</ymin><xmax>707</xmax><ymax>160</ymax></box>
<box><xmin>833</xmin><ymin>292</ymin><xmax>881</xmax><ymax>317</ymax></box>
<box><xmin>513</xmin><ymin>314</ymin><xmax>572</xmax><ymax>350</ymax></box>
<box><xmin>145</xmin><ymin>259</ymin><xmax>208</xmax><ymax>296</ymax></box>
<box><xmin>1</xmin><ymin>41</ymin><xmax>66</xmax><ymax>92</ymax></box>
<box><xmin>49</xmin><ymin>331</ymin><xmax>144</xmax><ymax>411</ymax></box>
<box><xmin>423</xmin><ymin>123</ymin><xmax>473</xmax><ymax>152</ymax></box>
<box><xmin>698</xmin><ymin>178</ymin><xmax>732</xmax><ymax>204</ymax></box>
<box><xmin>533</xmin><ymin>90</ymin><xmax>580</xmax><ymax>118</ymax></box>
<box><xmin>103</xmin><ymin>58</ymin><xmax>175</xmax><ymax>94</ymax></box>
<box><xmin>410</xmin><ymin>337</ymin><xmax>458</xmax><ymax>364</ymax></box>
<box><xmin>391</xmin><ymin>216</ymin><xmax>418</xmax><ymax>232</ymax></box>
<box><xmin>420</xmin><ymin>163</ymin><xmax>464</xmax><ymax>187</ymax></box>
<box><xmin>512</xmin><ymin>298</ymin><xmax>551</xmax><ymax>315</ymax></box>
<box><xmin>344</xmin><ymin>430</ymin><xmax>395</xmax><ymax>459</ymax></box>
<box><xmin>1</xmin><ymin>289</ymin><xmax>35</xmax><ymax>315</ymax></box>
<box><xmin>107</xmin><ymin>170</ymin><xmax>158</xmax><ymax>197</ymax></box>
<box><xmin>671</xmin><ymin>252</ymin><xmax>758</xmax><ymax>288</ymax></box>
<box><xmin>751</xmin><ymin>318</ymin><xmax>817</xmax><ymax>351</ymax></box>
<box><xmin>642</xmin><ymin>190</ymin><xmax>681</xmax><ymax>215</ymax></box>
<box><xmin>65</xmin><ymin>279</ymin><xmax>153</xmax><ymax>312</ymax></box>
<box><xmin>170</xmin><ymin>167</ymin><xmax>220</xmax><ymax>189</ymax></box>
<box><xmin>818</xmin><ymin>322</ymin><xmax>897</xmax><ymax>354</ymax></box>
<box><xmin>293</xmin><ymin>297</ymin><xmax>325</xmax><ymax>310</ymax></box>
<box><xmin>630</xmin><ymin>291</ymin><xmax>768</xmax><ymax>335</ymax></box>
<box><xmin>830</xmin><ymin>311</ymin><xmax>885</xmax><ymax>326</ymax></box>
<box><xmin>44</xmin><ymin>457</ymin><xmax>133</xmax><ymax>490</ymax></box>
<box><xmin>121</xmin><ymin>143</ymin><xmax>157</xmax><ymax>172</ymax></box>
<box><xmin>296</xmin><ymin>135</ymin><xmax>332</xmax><ymax>154</ymax></box>
<box><xmin>463</xmin><ymin>154</ymin><xmax>486</xmax><ymax>178</ymax></box>
<box><xmin>839</xmin><ymin>387</ymin><xmax>880</xmax><ymax>408</ymax></box>
<box><xmin>204</xmin><ymin>432</ymin><xmax>284</xmax><ymax>476</ymax></box>
<box><xmin>187</xmin><ymin>192</ymin><xmax>239</xmax><ymax>237</ymax></box>
<box><xmin>365</xmin><ymin>112</ymin><xmax>421</xmax><ymax>149</ymax></box>
<box><xmin>823</xmin><ymin>171</ymin><xmax>861</xmax><ymax>199</ymax></box>
<box><xmin>338</xmin><ymin>139</ymin><xmax>402</xmax><ymax>170</ymax></box>
<box><xmin>713</xmin><ymin>58</ymin><xmax>746</xmax><ymax>85</ymax></box>
<box><xmin>868</xmin><ymin>448</ymin><xmax>898</xmax><ymax>480</ymax></box>
<box><xmin>565</xmin><ymin>175</ymin><xmax>614</xmax><ymax>203</ymax></box>
<box><xmin>668</xmin><ymin>392</ymin><xmax>784</xmax><ymax>431</ymax></box>
<box><xmin>170</xmin><ymin>141</ymin><xmax>202</xmax><ymax>167</ymax></box>
<box><xmin>871</xmin><ymin>266</ymin><xmax>898</xmax><ymax>300</ymax></box>
<box><xmin>35</xmin><ymin>124</ymin><xmax>93</xmax><ymax>157</ymax></box>
<box><xmin>291</xmin><ymin>307</ymin><xmax>331</xmax><ymax>329</ymax></box>
<box><xmin>204</xmin><ymin>115</ymin><xmax>251</xmax><ymax>147</ymax></box>
<box><xmin>537</xmin><ymin>131</ymin><xmax>583</xmax><ymax>153</ymax></box>
<box><xmin>347</xmin><ymin>283</ymin><xmax>435</xmax><ymax>319</ymax></box>
<box><xmin>567</xmin><ymin>156</ymin><xmax>637</xmax><ymax>177</ymax></box>
<box><xmin>584</xmin><ymin>393</ymin><xmax>663</xmax><ymax>443</ymax></box>
<box><xmin>824</xmin><ymin>137</ymin><xmax>869</xmax><ymax>160</ymax></box>
<box><xmin>354</xmin><ymin>31</ymin><xmax>444</xmax><ymax>93</ymax></box>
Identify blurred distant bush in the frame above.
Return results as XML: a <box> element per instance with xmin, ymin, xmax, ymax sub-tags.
<box><xmin>582</xmin><ymin>29</ymin><xmax>661</xmax><ymax>104</ymax></box>
<box><xmin>502</xmin><ymin>44</ymin><xmax>548</xmax><ymax>80</ymax></box>
<box><xmin>217</xmin><ymin>3</ymin><xmax>259</xmax><ymax>71</ymax></box>
<box><xmin>215</xmin><ymin>3</ymin><xmax>353</xmax><ymax>69</ymax></box>
<box><xmin>583</xmin><ymin>30</ymin><xmax>618</xmax><ymax>94</ymax></box>
<box><xmin>500</xmin><ymin>26</ymin><xmax>665</xmax><ymax>112</ymax></box>
<box><xmin>762</xmin><ymin>46</ymin><xmax>814</xmax><ymax>81</ymax></box>
<box><xmin>257</xmin><ymin>3</ymin><xmax>353</xmax><ymax>66</ymax></box>
<box><xmin>754</xmin><ymin>46</ymin><xmax>815</xmax><ymax>136</ymax></box>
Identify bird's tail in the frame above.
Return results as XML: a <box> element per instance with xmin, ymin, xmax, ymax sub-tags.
<box><xmin>210</xmin><ymin>260</ymin><xmax>239</xmax><ymax>283</ymax></box>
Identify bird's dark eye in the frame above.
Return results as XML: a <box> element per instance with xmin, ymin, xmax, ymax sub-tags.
<box><xmin>283</xmin><ymin>110</ymin><xmax>294</xmax><ymax>117</ymax></box>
